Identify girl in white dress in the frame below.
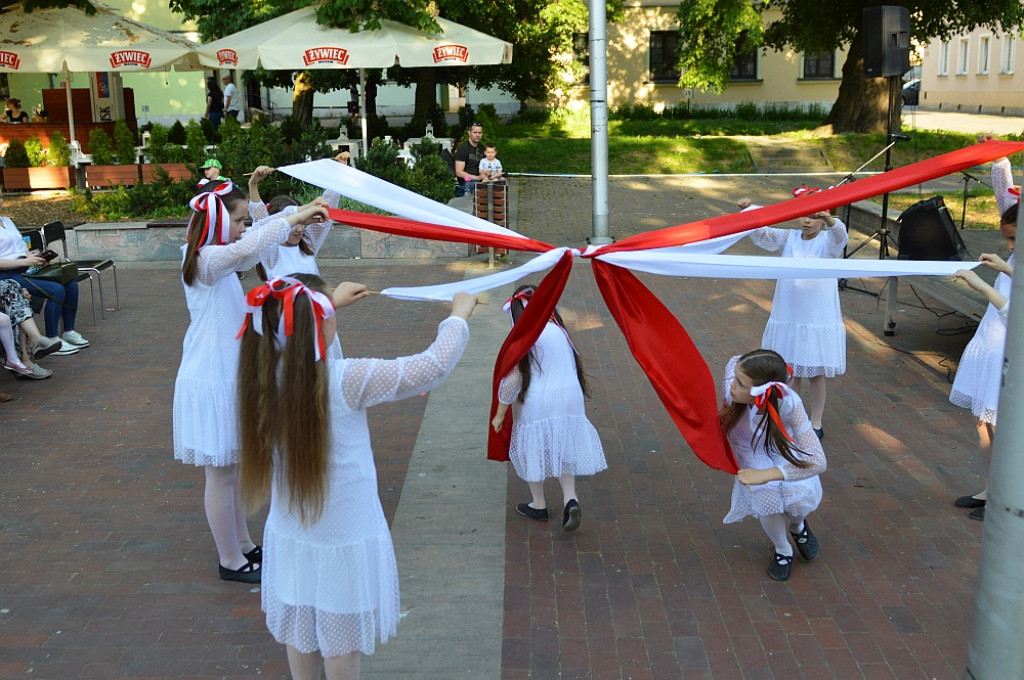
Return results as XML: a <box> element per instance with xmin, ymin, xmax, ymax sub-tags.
<box><xmin>248</xmin><ymin>165</ymin><xmax>339</xmax><ymax>281</ymax></box>
<box><xmin>172</xmin><ymin>182</ymin><xmax>331</xmax><ymax>583</ymax></box>
<box><xmin>491</xmin><ymin>284</ymin><xmax>607</xmax><ymax>532</ymax></box>
<box><xmin>948</xmin><ymin>144</ymin><xmax>1017</xmax><ymax>520</ymax></box>
<box><xmin>721</xmin><ymin>349</ymin><xmax>827</xmax><ymax>581</ymax></box>
<box><xmin>741</xmin><ymin>191</ymin><xmax>849</xmax><ymax>439</ymax></box>
<box><xmin>237</xmin><ymin>274</ymin><xmax>476</xmax><ymax>680</ymax></box>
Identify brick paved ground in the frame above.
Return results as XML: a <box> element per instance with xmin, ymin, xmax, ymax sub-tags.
<box><xmin>1</xmin><ymin>175</ymin><xmax>995</xmax><ymax>679</ymax></box>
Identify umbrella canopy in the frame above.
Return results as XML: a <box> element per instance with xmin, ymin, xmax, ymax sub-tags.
<box><xmin>0</xmin><ymin>0</ymin><xmax>200</xmax><ymax>156</ymax></box>
<box><xmin>196</xmin><ymin>6</ymin><xmax>512</xmax><ymax>70</ymax></box>
<box><xmin>0</xmin><ymin>0</ymin><xmax>200</xmax><ymax>73</ymax></box>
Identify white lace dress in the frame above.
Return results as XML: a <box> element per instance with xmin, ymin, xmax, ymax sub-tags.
<box><xmin>262</xmin><ymin>317</ymin><xmax>469</xmax><ymax>658</ymax></box>
<box><xmin>721</xmin><ymin>356</ymin><xmax>827</xmax><ymax>523</ymax></box>
<box><xmin>750</xmin><ymin>221</ymin><xmax>849</xmax><ymax>377</ymax></box>
<box><xmin>249</xmin><ymin>191</ymin><xmax>338</xmax><ymax>279</ymax></box>
<box><xmin>172</xmin><ymin>216</ymin><xmax>295</xmax><ymax>467</ymax></box>
<box><xmin>498</xmin><ymin>322</ymin><xmax>607</xmax><ymax>482</ymax></box>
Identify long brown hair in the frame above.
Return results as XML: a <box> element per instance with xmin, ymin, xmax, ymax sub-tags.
<box><xmin>507</xmin><ymin>284</ymin><xmax>590</xmax><ymax>404</ymax></box>
<box><xmin>239</xmin><ymin>273</ymin><xmax>331</xmax><ymax>525</ymax></box>
<box><xmin>255</xmin><ymin>196</ymin><xmax>313</xmax><ymax>281</ymax></box>
<box><xmin>182</xmin><ymin>187</ymin><xmax>248</xmax><ymax>286</ymax></box>
<box><xmin>719</xmin><ymin>349</ymin><xmax>811</xmax><ymax>468</ymax></box>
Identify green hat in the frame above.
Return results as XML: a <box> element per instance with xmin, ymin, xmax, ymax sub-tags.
<box><xmin>200</xmin><ymin>158</ymin><xmax>222</xmax><ymax>170</ymax></box>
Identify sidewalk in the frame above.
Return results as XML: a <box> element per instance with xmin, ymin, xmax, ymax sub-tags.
<box><xmin>1</xmin><ymin>175</ymin><xmax>991</xmax><ymax>679</ymax></box>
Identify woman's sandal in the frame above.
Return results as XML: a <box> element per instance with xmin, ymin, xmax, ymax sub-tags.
<box><xmin>4</xmin><ymin>360</ymin><xmax>34</xmax><ymax>377</ymax></box>
<box><xmin>219</xmin><ymin>559</ymin><xmax>261</xmax><ymax>583</ymax></box>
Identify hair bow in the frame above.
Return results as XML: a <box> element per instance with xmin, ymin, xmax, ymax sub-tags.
<box><xmin>237</xmin><ymin>276</ymin><xmax>336</xmax><ymax>361</ymax></box>
<box><xmin>792</xmin><ymin>185</ymin><xmax>821</xmax><ymax>198</ymax></box>
<box><xmin>187</xmin><ymin>181</ymin><xmax>234</xmax><ymax>253</ymax></box>
<box><xmin>1009</xmin><ymin>186</ymin><xmax>1021</xmax><ymax>203</ymax></box>
<box><xmin>749</xmin><ymin>381</ymin><xmax>795</xmax><ymax>442</ymax></box>
<box><xmin>502</xmin><ymin>288</ymin><xmax>534</xmax><ymax>314</ymax></box>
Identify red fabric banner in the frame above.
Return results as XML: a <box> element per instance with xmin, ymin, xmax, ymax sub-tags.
<box><xmin>594</xmin><ymin>140</ymin><xmax>1024</xmax><ymax>254</ymax></box>
<box><xmin>487</xmin><ymin>251</ymin><xmax>575</xmax><ymax>461</ymax></box>
<box><xmin>592</xmin><ymin>259</ymin><xmax>738</xmax><ymax>473</ymax></box>
<box><xmin>327</xmin><ymin>208</ymin><xmax>555</xmax><ymax>253</ymax></box>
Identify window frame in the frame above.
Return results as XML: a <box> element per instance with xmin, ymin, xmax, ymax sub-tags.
<box><xmin>957</xmin><ymin>37</ymin><xmax>970</xmax><ymax>75</ymax></box>
<box><xmin>979</xmin><ymin>35</ymin><xmax>991</xmax><ymax>75</ymax></box>
<box><xmin>572</xmin><ymin>32</ymin><xmax>590</xmax><ymax>86</ymax></box>
<box><xmin>938</xmin><ymin>41</ymin><xmax>950</xmax><ymax>76</ymax></box>
<box><xmin>1002</xmin><ymin>38</ymin><xmax>1016</xmax><ymax>75</ymax></box>
<box><xmin>801</xmin><ymin>49</ymin><xmax>837</xmax><ymax>80</ymax></box>
<box><xmin>648</xmin><ymin>30</ymin><xmax>681</xmax><ymax>84</ymax></box>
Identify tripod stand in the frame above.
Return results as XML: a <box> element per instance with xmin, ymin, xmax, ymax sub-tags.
<box><xmin>837</xmin><ymin>75</ymin><xmax>906</xmax><ymax>334</ymax></box>
<box><xmin>958</xmin><ymin>170</ymin><xmax>989</xmax><ymax>229</ymax></box>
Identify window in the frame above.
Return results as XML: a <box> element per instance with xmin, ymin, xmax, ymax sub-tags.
<box><xmin>958</xmin><ymin>38</ymin><xmax>970</xmax><ymax>74</ymax></box>
<box><xmin>938</xmin><ymin>41</ymin><xmax>950</xmax><ymax>75</ymax></box>
<box><xmin>1002</xmin><ymin>38</ymin><xmax>1015</xmax><ymax>74</ymax></box>
<box><xmin>572</xmin><ymin>32</ymin><xmax>589</xmax><ymax>85</ymax></box>
<box><xmin>979</xmin><ymin>36</ymin><xmax>991</xmax><ymax>74</ymax></box>
<box><xmin>649</xmin><ymin>30</ymin><xmax>680</xmax><ymax>83</ymax></box>
<box><xmin>730</xmin><ymin>33</ymin><xmax>758</xmax><ymax>81</ymax></box>
<box><xmin>802</xmin><ymin>51</ymin><xmax>835</xmax><ymax>79</ymax></box>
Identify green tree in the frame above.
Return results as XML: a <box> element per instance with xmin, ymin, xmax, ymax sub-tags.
<box><xmin>676</xmin><ymin>0</ymin><xmax>1024</xmax><ymax>133</ymax></box>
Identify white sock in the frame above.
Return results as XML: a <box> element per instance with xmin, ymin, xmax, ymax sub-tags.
<box><xmin>759</xmin><ymin>514</ymin><xmax>794</xmax><ymax>557</ymax></box>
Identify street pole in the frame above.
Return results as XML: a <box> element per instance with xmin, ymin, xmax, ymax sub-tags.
<box><xmin>588</xmin><ymin>0</ymin><xmax>611</xmax><ymax>245</ymax></box>
<box><xmin>965</xmin><ymin>180</ymin><xmax>1024</xmax><ymax>679</ymax></box>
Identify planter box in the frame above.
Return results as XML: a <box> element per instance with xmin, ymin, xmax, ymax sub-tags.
<box><xmin>143</xmin><ymin>163</ymin><xmax>194</xmax><ymax>184</ymax></box>
<box><xmin>1</xmin><ymin>166</ymin><xmax>74</xmax><ymax>190</ymax></box>
<box><xmin>86</xmin><ymin>164</ymin><xmax>141</xmax><ymax>189</ymax></box>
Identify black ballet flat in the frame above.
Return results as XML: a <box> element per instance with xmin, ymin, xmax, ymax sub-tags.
<box><xmin>768</xmin><ymin>552</ymin><xmax>793</xmax><ymax>581</ymax></box>
<box><xmin>562</xmin><ymin>499</ymin><xmax>581</xmax><ymax>533</ymax></box>
<box><xmin>954</xmin><ymin>496</ymin><xmax>986</xmax><ymax>509</ymax></box>
<box><xmin>244</xmin><ymin>545</ymin><xmax>262</xmax><ymax>563</ymax></box>
<box><xmin>813</xmin><ymin>428</ymin><xmax>824</xmax><ymax>440</ymax></box>
<box><xmin>219</xmin><ymin>560</ymin><xmax>261</xmax><ymax>583</ymax></box>
<box><xmin>515</xmin><ymin>503</ymin><xmax>549</xmax><ymax>521</ymax></box>
<box><xmin>790</xmin><ymin>521</ymin><xmax>819</xmax><ymax>561</ymax></box>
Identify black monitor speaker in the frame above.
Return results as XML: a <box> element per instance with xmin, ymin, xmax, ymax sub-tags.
<box><xmin>863</xmin><ymin>5</ymin><xmax>911</xmax><ymax>78</ymax></box>
<box><xmin>896</xmin><ymin>196</ymin><xmax>968</xmax><ymax>261</ymax></box>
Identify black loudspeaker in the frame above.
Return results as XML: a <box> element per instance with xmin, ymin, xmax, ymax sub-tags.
<box><xmin>863</xmin><ymin>5</ymin><xmax>911</xmax><ymax>78</ymax></box>
<box><xmin>897</xmin><ymin>196</ymin><xmax>968</xmax><ymax>261</ymax></box>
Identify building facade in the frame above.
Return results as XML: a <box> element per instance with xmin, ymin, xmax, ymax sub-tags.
<box><xmin>919</xmin><ymin>26</ymin><xmax>1024</xmax><ymax>115</ymax></box>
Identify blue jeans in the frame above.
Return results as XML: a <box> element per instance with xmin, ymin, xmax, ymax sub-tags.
<box><xmin>1</xmin><ymin>272</ymin><xmax>78</xmax><ymax>337</ymax></box>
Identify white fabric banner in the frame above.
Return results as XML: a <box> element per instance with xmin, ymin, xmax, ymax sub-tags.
<box><xmin>277</xmin><ymin>159</ymin><xmax>529</xmax><ymax>239</ymax></box>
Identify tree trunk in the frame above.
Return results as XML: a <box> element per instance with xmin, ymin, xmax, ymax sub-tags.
<box><xmin>412</xmin><ymin>68</ymin><xmax>439</xmax><ymax>125</ymax></box>
<box><xmin>824</xmin><ymin>32</ymin><xmax>903</xmax><ymax>134</ymax></box>
<box><xmin>292</xmin><ymin>71</ymin><xmax>314</xmax><ymax>126</ymax></box>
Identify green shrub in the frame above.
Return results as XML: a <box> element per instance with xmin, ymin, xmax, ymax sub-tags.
<box><xmin>168</xmin><ymin>120</ymin><xmax>187</xmax><ymax>145</ymax></box>
<box><xmin>24</xmin><ymin>136</ymin><xmax>46</xmax><ymax>167</ymax></box>
<box><xmin>146</xmin><ymin>123</ymin><xmax>172</xmax><ymax>164</ymax></box>
<box><xmin>200</xmin><ymin>116</ymin><xmax>220</xmax><ymax>144</ymax></box>
<box><xmin>404</xmin><ymin>153</ymin><xmax>453</xmax><ymax>203</ymax></box>
<box><xmin>89</xmin><ymin>129</ymin><xmax>115</xmax><ymax>165</ymax></box>
<box><xmin>184</xmin><ymin>119</ymin><xmax>210</xmax><ymax>167</ymax></box>
<box><xmin>356</xmin><ymin>137</ymin><xmax>406</xmax><ymax>186</ymax></box>
<box><xmin>279</xmin><ymin>115</ymin><xmax>304</xmax><ymax>145</ymax></box>
<box><xmin>113</xmin><ymin>120</ymin><xmax>138</xmax><ymax>165</ymax></box>
<box><xmin>294</xmin><ymin>119</ymin><xmax>333</xmax><ymax>163</ymax></box>
<box><xmin>3</xmin><ymin>139</ymin><xmax>30</xmax><ymax>168</ymax></box>
<box><xmin>48</xmin><ymin>132</ymin><xmax>72</xmax><ymax>167</ymax></box>
<box><xmin>71</xmin><ymin>173</ymin><xmax>195</xmax><ymax>221</ymax></box>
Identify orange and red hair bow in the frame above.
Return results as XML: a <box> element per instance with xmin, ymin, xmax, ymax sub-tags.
<box><xmin>237</xmin><ymin>276</ymin><xmax>336</xmax><ymax>361</ymax></box>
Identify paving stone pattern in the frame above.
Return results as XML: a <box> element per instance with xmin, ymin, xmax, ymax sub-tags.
<box><xmin>1</xmin><ymin>175</ymin><xmax>994</xmax><ymax>679</ymax></box>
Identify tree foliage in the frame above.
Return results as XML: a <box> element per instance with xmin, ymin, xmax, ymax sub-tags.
<box><xmin>677</xmin><ymin>0</ymin><xmax>1024</xmax><ymax>132</ymax></box>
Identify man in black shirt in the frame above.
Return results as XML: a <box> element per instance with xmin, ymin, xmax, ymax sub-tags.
<box><xmin>454</xmin><ymin>122</ymin><xmax>484</xmax><ymax>195</ymax></box>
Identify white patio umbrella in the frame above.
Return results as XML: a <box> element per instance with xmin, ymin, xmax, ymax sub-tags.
<box><xmin>0</xmin><ymin>0</ymin><xmax>200</xmax><ymax>156</ymax></box>
<box><xmin>196</xmin><ymin>5</ymin><xmax>513</xmax><ymax>153</ymax></box>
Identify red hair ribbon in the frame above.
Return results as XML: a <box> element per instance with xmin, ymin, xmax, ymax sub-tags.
<box><xmin>750</xmin><ymin>381</ymin><xmax>794</xmax><ymax>443</ymax></box>
<box><xmin>236</xmin><ymin>276</ymin><xmax>336</xmax><ymax>361</ymax></box>
<box><xmin>187</xmin><ymin>181</ymin><xmax>235</xmax><ymax>253</ymax></box>
<box><xmin>1009</xmin><ymin>186</ymin><xmax>1021</xmax><ymax>203</ymax></box>
<box><xmin>792</xmin><ymin>185</ymin><xmax>821</xmax><ymax>198</ymax></box>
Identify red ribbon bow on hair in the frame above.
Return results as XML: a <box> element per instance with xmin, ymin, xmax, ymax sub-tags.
<box><xmin>750</xmin><ymin>381</ymin><xmax>794</xmax><ymax>443</ymax></box>
<box><xmin>1009</xmin><ymin>186</ymin><xmax>1021</xmax><ymax>203</ymax></box>
<box><xmin>236</xmin><ymin>276</ymin><xmax>336</xmax><ymax>361</ymax></box>
<box><xmin>792</xmin><ymin>185</ymin><xmax>821</xmax><ymax>198</ymax></box>
<box><xmin>187</xmin><ymin>181</ymin><xmax>235</xmax><ymax>254</ymax></box>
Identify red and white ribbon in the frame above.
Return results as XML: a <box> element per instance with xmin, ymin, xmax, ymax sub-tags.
<box><xmin>750</xmin><ymin>381</ymin><xmax>795</xmax><ymax>443</ymax></box>
<box><xmin>238</xmin><ymin>276</ymin><xmax>336</xmax><ymax>361</ymax></box>
<box><xmin>187</xmin><ymin>181</ymin><xmax>235</xmax><ymax>253</ymax></box>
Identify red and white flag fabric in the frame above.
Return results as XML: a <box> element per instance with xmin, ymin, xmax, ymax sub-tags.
<box><xmin>279</xmin><ymin>140</ymin><xmax>1024</xmax><ymax>473</ymax></box>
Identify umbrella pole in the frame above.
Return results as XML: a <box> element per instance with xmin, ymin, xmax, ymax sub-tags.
<box><xmin>63</xmin><ymin>63</ymin><xmax>78</xmax><ymax>163</ymax></box>
<box><xmin>359</xmin><ymin>68</ymin><xmax>368</xmax><ymax>157</ymax></box>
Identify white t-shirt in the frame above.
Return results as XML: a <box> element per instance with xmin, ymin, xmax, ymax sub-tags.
<box><xmin>479</xmin><ymin>158</ymin><xmax>502</xmax><ymax>176</ymax></box>
<box><xmin>223</xmin><ymin>83</ymin><xmax>240</xmax><ymax>112</ymax></box>
<box><xmin>0</xmin><ymin>216</ymin><xmax>30</xmax><ymax>261</ymax></box>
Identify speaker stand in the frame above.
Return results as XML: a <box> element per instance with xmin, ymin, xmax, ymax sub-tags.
<box><xmin>837</xmin><ymin>75</ymin><xmax>903</xmax><ymax>335</ymax></box>
<box><xmin>958</xmin><ymin>170</ymin><xmax>988</xmax><ymax>229</ymax></box>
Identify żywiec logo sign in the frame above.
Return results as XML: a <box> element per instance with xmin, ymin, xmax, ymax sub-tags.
<box><xmin>303</xmin><ymin>47</ymin><xmax>349</xmax><ymax>66</ymax></box>
<box><xmin>217</xmin><ymin>49</ymin><xmax>239</xmax><ymax>66</ymax></box>
<box><xmin>109</xmin><ymin>50</ymin><xmax>153</xmax><ymax>68</ymax></box>
<box><xmin>432</xmin><ymin>45</ymin><xmax>469</xmax><ymax>64</ymax></box>
<box><xmin>0</xmin><ymin>51</ymin><xmax>21</xmax><ymax>70</ymax></box>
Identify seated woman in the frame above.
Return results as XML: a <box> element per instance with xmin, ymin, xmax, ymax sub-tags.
<box><xmin>0</xmin><ymin>190</ymin><xmax>88</xmax><ymax>355</ymax></box>
<box><xmin>1</xmin><ymin>280</ymin><xmax>57</xmax><ymax>379</ymax></box>
<box><xmin>4</xmin><ymin>98</ymin><xmax>29</xmax><ymax>124</ymax></box>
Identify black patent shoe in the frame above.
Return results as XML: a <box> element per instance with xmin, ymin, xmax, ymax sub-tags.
<box><xmin>813</xmin><ymin>428</ymin><xmax>824</xmax><ymax>440</ymax></box>
<box><xmin>515</xmin><ymin>503</ymin><xmax>549</xmax><ymax>521</ymax></box>
<box><xmin>244</xmin><ymin>545</ymin><xmax>262</xmax><ymax>563</ymax></box>
<box><xmin>970</xmin><ymin>506</ymin><xmax>986</xmax><ymax>521</ymax></box>
<box><xmin>768</xmin><ymin>552</ymin><xmax>793</xmax><ymax>581</ymax></box>
<box><xmin>790</xmin><ymin>521</ymin><xmax>819</xmax><ymax>561</ymax></box>
<box><xmin>562</xmin><ymin>499</ymin><xmax>581</xmax><ymax>533</ymax></box>
<box><xmin>219</xmin><ymin>559</ymin><xmax>261</xmax><ymax>583</ymax></box>
<box><xmin>954</xmin><ymin>496</ymin><xmax>986</xmax><ymax>509</ymax></box>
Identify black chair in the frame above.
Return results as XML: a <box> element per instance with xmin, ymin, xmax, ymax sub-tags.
<box><xmin>19</xmin><ymin>226</ymin><xmax>98</xmax><ymax>325</ymax></box>
<box><xmin>42</xmin><ymin>220</ymin><xmax>118</xmax><ymax>321</ymax></box>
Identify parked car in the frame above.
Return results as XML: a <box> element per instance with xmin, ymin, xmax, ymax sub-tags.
<box><xmin>902</xmin><ymin>79</ymin><xmax>920</xmax><ymax>106</ymax></box>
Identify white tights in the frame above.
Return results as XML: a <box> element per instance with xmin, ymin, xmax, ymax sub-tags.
<box><xmin>758</xmin><ymin>513</ymin><xmax>809</xmax><ymax>557</ymax></box>
<box><xmin>0</xmin><ymin>312</ymin><xmax>19</xmax><ymax>363</ymax></box>
<box><xmin>203</xmin><ymin>464</ymin><xmax>256</xmax><ymax>570</ymax></box>
<box><xmin>526</xmin><ymin>473</ymin><xmax>577</xmax><ymax>510</ymax></box>
<box><xmin>287</xmin><ymin>646</ymin><xmax>360</xmax><ymax>680</ymax></box>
